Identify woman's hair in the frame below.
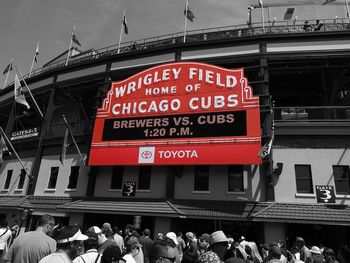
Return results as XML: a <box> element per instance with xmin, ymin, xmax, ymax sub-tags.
<box><xmin>247</xmin><ymin>242</ymin><xmax>263</xmax><ymax>263</ymax></box>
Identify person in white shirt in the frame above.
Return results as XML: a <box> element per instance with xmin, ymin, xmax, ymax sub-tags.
<box><xmin>0</xmin><ymin>219</ymin><xmax>12</xmax><ymax>258</ymax></box>
<box><xmin>74</xmin><ymin>232</ymin><xmax>101</xmax><ymax>263</ymax></box>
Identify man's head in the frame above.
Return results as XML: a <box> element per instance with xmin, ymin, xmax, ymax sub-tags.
<box><xmin>102</xmin><ymin>245</ymin><xmax>125</xmax><ymax>263</ymax></box>
<box><xmin>198</xmin><ymin>233</ymin><xmax>210</xmax><ymax>250</ymax></box>
<box><xmin>54</xmin><ymin>225</ymin><xmax>88</xmax><ymax>260</ymax></box>
<box><xmin>37</xmin><ymin>214</ymin><xmax>55</xmax><ymax>235</ymax></box>
<box><xmin>295</xmin><ymin>237</ymin><xmax>305</xmax><ymax>249</ymax></box>
<box><xmin>84</xmin><ymin>231</ymin><xmax>99</xmax><ymax>251</ymax></box>
<box><xmin>185</xmin><ymin>232</ymin><xmax>194</xmax><ymax>241</ymax></box>
<box><xmin>143</xmin><ymin>228</ymin><xmax>151</xmax><ymax>237</ymax></box>
<box><xmin>208</xmin><ymin>231</ymin><xmax>228</xmax><ymax>260</ymax></box>
<box><xmin>269</xmin><ymin>246</ymin><xmax>282</xmax><ymax>260</ymax></box>
<box><xmin>87</xmin><ymin>226</ymin><xmax>106</xmax><ymax>245</ymax></box>
<box><xmin>150</xmin><ymin>237</ymin><xmax>178</xmax><ymax>263</ymax></box>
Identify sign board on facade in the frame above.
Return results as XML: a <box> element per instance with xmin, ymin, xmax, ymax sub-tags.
<box><xmin>315</xmin><ymin>185</ymin><xmax>336</xmax><ymax>203</ymax></box>
<box><xmin>122</xmin><ymin>181</ymin><xmax>136</xmax><ymax>196</ymax></box>
<box><xmin>11</xmin><ymin>127</ymin><xmax>39</xmax><ymax>141</ymax></box>
<box><xmin>89</xmin><ymin>62</ymin><xmax>262</xmax><ymax>165</ymax></box>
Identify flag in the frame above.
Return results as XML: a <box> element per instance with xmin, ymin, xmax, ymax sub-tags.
<box><xmin>34</xmin><ymin>43</ymin><xmax>39</xmax><ymax>63</ymax></box>
<box><xmin>258</xmin><ymin>0</ymin><xmax>263</xmax><ymax>7</ymax></box>
<box><xmin>322</xmin><ymin>0</ymin><xmax>336</xmax><ymax>5</ymax></box>
<box><xmin>184</xmin><ymin>5</ymin><xmax>195</xmax><ymax>22</ymax></box>
<box><xmin>14</xmin><ymin>74</ymin><xmax>30</xmax><ymax>110</ymax></box>
<box><xmin>123</xmin><ymin>14</ymin><xmax>128</xmax><ymax>34</ymax></box>
<box><xmin>0</xmin><ymin>133</ymin><xmax>9</xmax><ymax>165</ymax></box>
<box><xmin>258</xmin><ymin>137</ymin><xmax>273</xmax><ymax>158</ymax></box>
<box><xmin>3</xmin><ymin>62</ymin><xmax>13</xmax><ymax>75</ymax></box>
<box><xmin>72</xmin><ymin>32</ymin><xmax>81</xmax><ymax>46</ymax></box>
<box><xmin>59</xmin><ymin>128</ymin><xmax>70</xmax><ymax>164</ymax></box>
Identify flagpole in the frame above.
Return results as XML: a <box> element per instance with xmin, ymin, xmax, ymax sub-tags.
<box><xmin>345</xmin><ymin>0</ymin><xmax>350</xmax><ymax>21</ymax></box>
<box><xmin>62</xmin><ymin>115</ymin><xmax>86</xmax><ymax>167</ymax></box>
<box><xmin>29</xmin><ymin>42</ymin><xmax>39</xmax><ymax>78</ymax></box>
<box><xmin>15</xmin><ymin>66</ymin><xmax>44</xmax><ymax>120</ymax></box>
<box><xmin>3</xmin><ymin>58</ymin><xmax>13</xmax><ymax>89</ymax></box>
<box><xmin>184</xmin><ymin>0</ymin><xmax>188</xmax><ymax>43</ymax></box>
<box><xmin>65</xmin><ymin>26</ymin><xmax>74</xmax><ymax>66</ymax></box>
<box><xmin>261</xmin><ymin>0</ymin><xmax>265</xmax><ymax>32</ymax></box>
<box><xmin>0</xmin><ymin>127</ymin><xmax>32</xmax><ymax>180</ymax></box>
<box><xmin>118</xmin><ymin>10</ymin><xmax>125</xmax><ymax>54</ymax></box>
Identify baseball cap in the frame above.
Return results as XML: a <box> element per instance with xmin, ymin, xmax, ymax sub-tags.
<box><xmin>199</xmin><ymin>233</ymin><xmax>210</xmax><ymax>243</ymax></box>
<box><xmin>56</xmin><ymin>225</ymin><xmax>88</xmax><ymax>244</ymax></box>
<box><xmin>102</xmin><ymin>245</ymin><xmax>126</xmax><ymax>262</ymax></box>
<box><xmin>88</xmin><ymin>226</ymin><xmax>103</xmax><ymax>235</ymax></box>
<box><xmin>166</xmin><ymin>232</ymin><xmax>179</xmax><ymax>245</ymax></box>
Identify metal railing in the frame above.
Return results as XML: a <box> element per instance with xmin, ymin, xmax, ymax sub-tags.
<box><xmin>22</xmin><ymin>17</ymin><xmax>350</xmax><ymax>81</ymax></box>
<box><xmin>274</xmin><ymin>106</ymin><xmax>350</xmax><ymax>122</ymax></box>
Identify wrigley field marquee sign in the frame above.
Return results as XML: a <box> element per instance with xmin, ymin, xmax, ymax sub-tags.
<box><xmin>89</xmin><ymin>62</ymin><xmax>262</xmax><ymax>165</ymax></box>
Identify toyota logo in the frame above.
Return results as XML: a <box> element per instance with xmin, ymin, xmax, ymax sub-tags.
<box><xmin>141</xmin><ymin>151</ymin><xmax>153</xmax><ymax>159</ymax></box>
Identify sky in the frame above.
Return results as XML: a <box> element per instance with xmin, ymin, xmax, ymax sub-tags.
<box><xmin>0</xmin><ymin>0</ymin><xmax>347</xmax><ymax>87</ymax></box>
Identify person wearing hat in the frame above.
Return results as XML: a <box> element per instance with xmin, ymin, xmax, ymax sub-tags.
<box><xmin>39</xmin><ymin>225</ymin><xmax>88</xmax><ymax>263</ymax></box>
<box><xmin>73</xmin><ymin>232</ymin><xmax>103</xmax><ymax>263</ymax></box>
<box><xmin>88</xmin><ymin>226</ymin><xmax>116</xmax><ymax>254</ymax></box>
<box><xmin>295</xmin><ymin>237</ymin><xmax>312</xmax><ymax>263</ymax></box>
<box><xmin>101</xmin><ymin>245</ymin><xmax>126</xmax><ymax>263</ymax></box>
<box><xmin>4</xmin><ymin>214</ymin><xmax>56</xmax><ymax>263</ymax></box>
<box><xmin>123</xmin><ymin>236</ymin><xmax>142</xmax><ymax>263</ymax></box>
<box><xmin>139</xmin><ymin>229</ymin><xmax>153</xmax><ymax>263</ymax></box>
<box><xmin>307</xmin><ymin>246</ymin><xmax>324</xmax><ymax>263</ymax></box>
<box><xmin>198</xmin><ymin>230</ymin><xmax>228</xmax><ymax>263</ymax></box>
<box><xmin>198</xmin><ymin>233</ymin><xmax>210</xmax><ymax>255</ymax></box>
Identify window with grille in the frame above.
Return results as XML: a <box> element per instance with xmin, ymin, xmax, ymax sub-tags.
<box><xmin>228</xmin><ymin>165</ymin><xmax>244</xmax><ymax>192</ymax></box>
<box><xmin>194</xmin><ymin>165</ymin><xmax>209</xmax><ymax>191</ymax></box>
<box><xmin>67</xmin><ymin>166</ymin><xmax>80</xmax><ymax>189</ymax></box>
<box><xmin>333</xmin><ymin>165</ymin><xmax>350</xmax><ymax>194</ymax></box>
<box><xmin>295</xmin><ymin>164</ymin><xmax>313</xmax><ymax>194</ymax></box>
<box><xmin>110</xmin><ymin>166</ymin><xmax>124</xmax><ymax>190</ymax></box>
<box><xmin>47</xmin><ymin>167</ymin><xmax>59</xmax><ymax>189</ymax></box>
<box><xmin>138</xmin><ymin>166</ymin><xmax>151</xmax><ymax>190</ymax></box>
<box><xmin>4</xmin><ymin>170</ymin><xmax>13</xmax><ymax>190</ymax></box>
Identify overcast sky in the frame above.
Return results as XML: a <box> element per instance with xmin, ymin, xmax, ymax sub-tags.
<box><xmin>0</xmin><ymin>0</ymin><xmax>347</xmax><ymax>87</ymax></box>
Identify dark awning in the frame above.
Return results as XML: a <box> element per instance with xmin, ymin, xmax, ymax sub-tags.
<box><xmin>58</xmin><ymin>200</ymin><xmax>186</xmax><ymax>218</ymax></box>
<box><xmin>172</xmin><ymin>200</ymin><xmax>269</xmax><ymax>220</ymax></box>
<box><xmin>252</xmin><ymin>202</ymin><xmax>350</xmax><ymax>226</ymax></box>
<box><xmin>0</xmin><ymin>196</ymin><xmax>26</xmax><ymax>209</ymax></box>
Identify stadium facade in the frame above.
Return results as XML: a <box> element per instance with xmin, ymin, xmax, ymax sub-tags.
<box><xmin>0</xmin><ymin>18</ymin><xmax>350</xmax><ymax>250</ymax></box>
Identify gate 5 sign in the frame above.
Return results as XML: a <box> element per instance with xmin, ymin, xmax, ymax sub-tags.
<box><xmin>89</xmin><ymin>62</ymin><xmax>262</xmax><ymax>165</ymax></box>
<box><xmin>315</xmin><ymin>185</ymin><xmax>335</xmax><ymax>203</ymax></box>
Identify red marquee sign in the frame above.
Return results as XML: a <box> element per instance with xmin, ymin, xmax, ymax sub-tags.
<box><xmin>89</xmin><ymin>62</ymin><xmax>262</xmax><ymax>165</ymax></box>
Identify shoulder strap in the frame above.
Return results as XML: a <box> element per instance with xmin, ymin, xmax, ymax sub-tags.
<box><xmin>0</xmin><ymin>228</ymin><xmax>9</xmax><ymax>238</ymax></box>
<box><xmin>79</xmin><ymin>255</ymin><xmax>87</xmax><ymax>263</ymax></box>
<box><xmin>94</xmin><ymin>253</ymin><xmax>101</xmax><ymax>263</ymax></box>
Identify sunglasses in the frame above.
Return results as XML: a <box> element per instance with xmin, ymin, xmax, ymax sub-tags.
<box><xmin>155</xmin><ymin>256</ymin><xmax>176</xmax><ymax>263</ymax></box>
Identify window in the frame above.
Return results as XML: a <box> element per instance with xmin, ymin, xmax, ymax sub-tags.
<box><xmin>194</xmin><ymin>165</ymin><xmax>209</xmax><ymax>191</ymax></box>
<box><xmin>110</xmin><ymin>166</ymin><xmax>124</xmax><ymax>190</ymax></box>
<box><xmin>4</xmin><ymin>170</ymin><xmax>13</xmax><ymax>190</ymax></box>
<box><xmin>67</xmin><ymin>166</ymin><xmax>80</xmax><ymax>189</ymax></box>
<box><xmin>333</xmin><ymin>165</ymin><xmax>350</xmax><ymax>194</ymax></box>
<box><xmin>228</xmin><ymin>165</ymin><xmax>244</xmax><ymax>192</ymax></box>
<box><xmin>295</xmin><ymin>165</ymin><xmax>313</xmax><ymax>194</ymax></box>
<box><xmin>138</xmin><ymin>166</ymin><xmax>151</xmax><ymax>190</ymax></box>
<box><xmin>17</xmin><ymin>169</ymin><xmax>26</xmax><ymax>190</ymax></box>
<box><xmin>47</xmin><ymin>167</ymin><xmax>59</xmax><ymax>189</ymax></box>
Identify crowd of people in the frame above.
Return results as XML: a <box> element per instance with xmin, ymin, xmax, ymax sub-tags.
<box><xmin>0</xmin><ymin>215</ymin><xmax>349</xmax><ymax>263</ymax></box>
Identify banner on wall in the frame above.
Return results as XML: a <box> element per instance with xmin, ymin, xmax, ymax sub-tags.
<box><xmin>89</xmin><ymin>62</ymin><xmax>262</xmax><ymax>165</ymax></box>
